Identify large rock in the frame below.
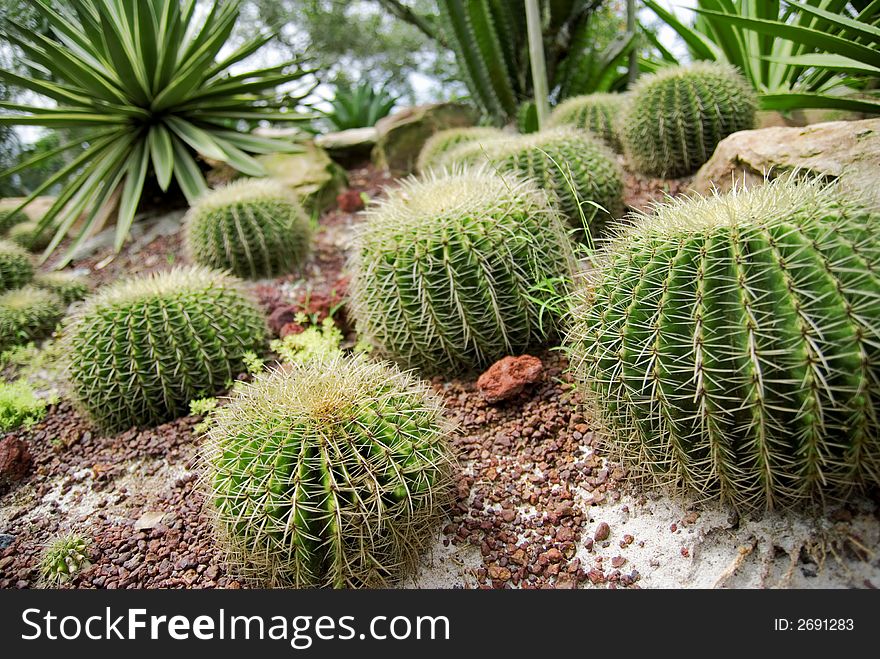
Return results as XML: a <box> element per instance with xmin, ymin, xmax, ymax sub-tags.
<box><xmin>372</xmin><ymin>102</ymin><xmax>478</xmax><ymax>174</ymax></box>
<box><xmin>316</xmin><ymin>127</ymin><xmax>378</xmax><ymax>167</ymax></box>
<box><xmin>692</xmin><ymin>118</ymin><xmax>880</xmax><ymax>205</ymax></box>
<box><xmin>477</xmin><ymin>355</ymin><xmax>544</xmax><ymax>404</ymax></box>
<box><xmin>0</xmin><ymin>436</ymin><xmax>31</xmax><ymax>490</ymax></box>
<box><xmin>257</xmin><ymin>141</ymin><xmax>348</xmax><ymax>213</ymax></box>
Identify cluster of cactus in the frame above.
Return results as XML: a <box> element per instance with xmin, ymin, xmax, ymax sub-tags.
<box><xmin>202</xmin><ymin>352</ymin><xmax>453</xmax><ymax>588</ymax></box>
<box><xmin>0</xmin><ymin>207</ymin><xmax>28</xmax><ymax>235</ymax></box>
<box><xmin>565</xmin><ymin>177</ymin><xmax>880</xmax><ymax>510</ymax></box>
<box><xmin>8</xmin><ymin>221</ymin><xmax>51</xmax><ymax>252</ymax></box>
<box><xmin>33</xmin><ymin>272</ymin><xmax>90</xmax><ymax>305</ymax></box>
<box><xmin>64</xmin><ymin>266</ymin><xmax>266</xmax><ymax>432</ymax></box>
<box><xmin>0</xmin><ymin>286</ymin><xmax>65</xmax><ymax>353</ymax></box>
<box><xmin>0</xmin><ymin>240</ymin><xmax>34</xmax><ymax>292</ymax></box>
<box><xmin>184</xmin><ymin>179</ymin><xmax>312</xmax><ymax>279</ymax></box>
<box><xmin>548</xmin><ymin>93</ymin><xmax>626</xmax><ymax>151</ymax></box>
<box><xmin>446</xmin><ymin>127</ymin><xmax>624</xmax><ymax>236</ymax></box>
<box><xmin>416</xmin><ymin>126</ymin><xmax>504</xmax><ymax>173</ymax></box>
<box><xmin>39</xmin><ymin>533</ymin><xmax>91</xmax><ymax>586</ymax></box>
<box><xmin>620</xmin><ymin>62</ymin><xmax>757</xmax><ymax>178</ymax></box>
<box><xmin>349</xmin><ymin>169</ymin><xmax>575</xmax><ymax>374</ymax></box>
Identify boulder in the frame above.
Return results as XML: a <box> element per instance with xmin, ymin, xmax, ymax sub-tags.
<box><xmin>692</xmin><ymin>118</ymin><xmax>880</xmax><ymax>206</ymax></box>
<box><xmin>257</xmin><ymin>141</ymin><xmax>348</xmax><ymax>214</ymax></box>
<box><xmin>372</xmin><ymin>102</ymin><xmax>478</xmax><ymax>174</ymax></box>
<box><xmin>477</xmin><ymin>355</ymin><xmax>544</xmax><ymax>403</ymax></box>
<box><xmin>0</xmin><ymin>436</ymin><xmax>31</xmax><ymax>489</ymax></box>
<box><xmin>316</xmin><ymin>127</ymin><xmax>378</xmax><ymax>166</ymax></box>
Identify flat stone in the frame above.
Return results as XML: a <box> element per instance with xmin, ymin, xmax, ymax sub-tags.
<box><xmin>134</xmin><ymin>511</ymin><xmax>166</xmax><ymax>531</ymax></box>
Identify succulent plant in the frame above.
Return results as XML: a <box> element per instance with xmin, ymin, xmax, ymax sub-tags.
<box><xmin>516</xmin><ymin>100</ymin><xmax>539</xmax><ymax>134</ymax></box>
<box><xmin>620</xmin><ymin>62</ymin><xmax>757</xmax><ymax>178</ymax></box>
<box><xmin>184</xmin><ymin>179</ymin><xmax>312</xmax><ymax>279</ymax></box>
<box><xmin>64</xmin><ymin>266</ymin><xmax>267</xmax><ymax>431</ymax></box>
<box><xmin>0</xmin><ymin>286</ymin><xmax>64</xmax><ymax>352</ymax></box>
<box><xmin>350</xmin><ymin>168</ymin><xmax>575</xmax><ymax>374</ymax></box>
<box><xmin>8</xmin><ymin>221</ymin><xmax>51</xmax><ymax>252</ymax></box>
<box><xmin>447</xmin><ymin>127</ymin><xmax>624</xmax><ymax>236</ymax></box>
<box><xmin>202</xmin><ymin>352</ymin><xmax>454</xmax><ymax>588</ymax></box>
<box><xmin>547</xmin><ymin>93</ymin><xmax>626</xmax><ymax>151</ymax></box>
<box><xmin>416</xmin><ymin>126</ymin><xmax>504</xmax><ymax>174</ymax></box>
<box><xmin>0</xmin><ymin>207</ymin><xmax>28</xmax><ymax>235</ymax></box>
<box><xmin>0</xmin><ymin>240</ymin><xmax>34</xmax><ymax>293</ymax></box>
<box><xmin>33</xmin><ymin>272</ymin><xmax>91</xmax><ymax>305</ymax></box>
<box><xmin>566</xmin><ymin>177</ymin><xmax>880</xmax><ymax>510</ymax></box>
<box><xmin>39</xmin><ymin>533</ymin><xmax>91</xmax><ymax>586</ymax></box>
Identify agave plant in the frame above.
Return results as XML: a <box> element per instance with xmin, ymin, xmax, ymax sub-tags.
<box><xmin>0</xmin><ymin>0</ymin><xmax>314</xmax><ymax>265</ymax></box>
<box><xmin>319</xmin><ymin>80</ymin><xmax>397</xmax><ymax>130</ymax></box>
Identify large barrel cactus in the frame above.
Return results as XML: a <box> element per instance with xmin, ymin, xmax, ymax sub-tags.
<box><xmin>0</xmin><ymin>286</ymin><xmax>64</xmax><ymax>352</ymax></box>
<box><xmin>65</xmin><ymin>266</ymin><xmax>266</xmax><ymax>431</ymax></box>
<box><xmin>203</xmin><ymin>353</ymin><xmax>454</xmax><ymax>588</ymax></box>
<box><xmin>8</xmin><ymin>221</ymin><xmax>51</xmax><ymax>252</ymax></box>
<box><xmin>184</xmin><ymin>179</ymin><xmax>312</xmax><ymax>279</ymax></box>
<box><xmin>620</xmin><ymin>62</ymin><xmax>756</xmax><ymax>178</ymax></box>
<box><xmin>455</xmin><ymin>127</ymin><xmax>625</xmax><ymax>235</ymax></box>
<box><xmin>416</xmin><ymin>126</ymin><xmax>504</xmax><ymax>173</ymax></box>
<box><xmin>33</xmin><ymin>272</ymin><xmax>90</xmax><ymax>305</ymax></box>
<box><xmin>0</xmin><ymin>240</ymin><xmax>34</xmax><ymax>292</ymax></box>
<box><xmin>548</xmin><ymin>93</ymin><xmax>626</xmax><ymax>151</ymax></box>
<box><xmin>0</xmin><ymin>207</ymin><xmax>28</xmax><ymax>235</ymax></box>
<box><xmin>349</xmin><ymin>169</ymin><xmax>575</xmax><ymax>374</ymax></box>
<box><xmin>566</xmin><ymin>177</ymin><xmax>880</xmax><ymax>510</ymax></box>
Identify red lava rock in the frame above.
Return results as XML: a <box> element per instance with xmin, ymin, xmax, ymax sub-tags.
<box><xmin>279</xmin><ymin>322</ymin><xmax>306</xmax><ymax>338</ymax></box>
<box><xmin>267</xmin><ymin>304</ymin><xmax>300</xmax><ymax>335</ymax></box>
<box><xmin>476</xmin><ymin>355</ymin><xmax>543</xmax><ymax>403</ymax></box>
<box><xmin>587</xmin><ymin>569</ymin><xmax>605</xmax><ymax>585</ymax></box>
<box><xmin>670</xmin><ymin>523</ymin><xmax>678</xmax><ymax>533</ymax></box>
<box><xmin>594</xmin><ymin>522</ymin><xmax>611</xmax><ymax>542</ymax></box>
<box><xmin>681</xmin><ymin>547</ymin><xmax>690</xmax><ymax>558</ymax></box>
<box><xmin>0</xmin><ymin>437</ymin><xmax>32</xmax><ymax>487</ymax></box>
<box><xmin>611</xmin><ymin>556</ymin><xmax>626</xmax><ymax>568</ymax></box>
<box><xmin>337</xmin><ymin>189</ymin><xmax>365</xmax><ymax>213</ymax></box>
<box><xmin>682</xmin><ymin>511</ymin><xmax>700</xmax><ymax>526</ymax></box>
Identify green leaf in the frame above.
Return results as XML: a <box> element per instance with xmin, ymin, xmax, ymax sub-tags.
<box><xmin>171</xmin><ymin>136</ymin><xmax>208</xmax><ymax>203</ymax></box>
<box><xmin>765</xmin><ymin>53</ymin><xmax>880</xmax><ymax>76</ymax></box>
<box><xmin>164</xmin><ymin>116</ymin><xmax>227</xmax><ymax>160</ymax></box>
<box><xmin>148</xmin><ymin>123</ymin><xmax>174</xmax><ymax>191</ymax></box>
<box><xmin>760</xmin><ymin>92</ymin><xmax>880</xmax><ymax>114</ymax></box>
<box><xmin>115</xmin><ymin>139</ymin><xmax>150</xmax><ymax>251</ymax></box>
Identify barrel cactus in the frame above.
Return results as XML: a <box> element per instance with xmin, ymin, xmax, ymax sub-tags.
<box><xmin>566</xmin><ymin>177</ymin><xmax>880</xmax><ymax>510</ymax></box>
<box><xmin>416</xmin><ymin>126</ymin><xmax>504</xmax><ymax>173</ymax></box>
<box><xmin>349</xmin><ymin>169</ymin><xmax>575</xmax><ymax>374</ymax></box>
<box><xmin>548</xmin><ymin>93</ymin><xmax>626</xmax><ymax>151</ymax></box>
<box><xmin>184</xmin><ymin>179</ymin><xmax>312</xmax><ymax>279</ymax></box>
<box><xmin>0</xmin><ymin>207</ymin><xmax>28</xmax><ymax>235</ymax></box>
<box><xmin>450</xmin><ymin>127</ymin><xmax>624</xmax><ymax>236</ymax></box>
<box><xmin>64</xmin><ymin>266</ymin><xmax>266</xmax><ymax>431</ymax></box>
<box><xmin>202</xmin><ymin>352</ymin><xmax>454</xmax><ymax>588</ymax></box>
<box><xmin>0</xmin><ymin>240</ymin><xmax>34</xmax><ymax>292</ymax></box>
<box><xmin>8</xmin><ymin>221</ymin><xmax>51</xmax><ymax>252</ymax></box>
<box><xmin>620</xmin><ymin>62</ymin><xmax>756</xmax><ymax>178</ymax></box>
<box><xmin>0</xmin><ymin>286</ymin><xmax>65</xmax><ymax>352</ymax></box>
<box><xmin>39</xmin><ymin>534</ymin><xmax>91</xmax><ymax>586</ymax></box>
<box><xmin>34</xmin><ymin>272</ymin><xmax>90</xmax><ymax>305</ymax></box>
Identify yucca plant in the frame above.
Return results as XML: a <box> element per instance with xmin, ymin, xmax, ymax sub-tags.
<box><xmin>0</xmin><ymin>0</ymin><xmax>314</xmax><ymax>266</ymax></box>
<box><xmin>319</xmin><ymin>80</ymin><xmax>397</xmax><ymax>131</ymax></box>
<box><xmin>203</xmin><ymin>352</ymin><xmax>454</xmax><ymax>588</ymax></box>
<box><xmin>566</xmin><ymin>177</ymin><xmax>880</xmax><ymax>510</ymax></box>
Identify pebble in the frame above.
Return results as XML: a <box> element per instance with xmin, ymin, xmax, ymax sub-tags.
<box><xmin>594</xmin><ymin>522</ymin><xmax>611</xmax><ymax>542</ymax></box>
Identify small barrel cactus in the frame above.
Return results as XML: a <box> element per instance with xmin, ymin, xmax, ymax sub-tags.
<box><xmin>184</xmin><ymin>179</ymin><xmax>312</xmax><ymax>279</ymax></box>
<box><xmin>566</xmin><ymin>177</ymin><xmax>880</xmax><ymax>510</ymax></box>
<box><xmin>203</xmin><ymin>353</ymin><xmax>454</xmax><ymax>588</ymax></box>
<box><xmin>548</xmin><ymin>93</ymin><xmax>626</xmax><ymax>151</ymax></box>
<box><xmin>0</xmin><ymin>286</ymin><xmax>64</xmax><ymax>352</ymax></box>
<box><xmin>0</xmin><ymin>207</ymin><xmax>28</xmax><ymax>235</ymax></box>
<box><xmin>39</xmin><ymin>534</ymin><xmax>91</xmax><ymax>586</ymax></box>
<box><xmin>33</xmin><ymin>272</ymin><xmax>90</xmax><ymax>305</ymax></box>
<box><xmin>64</xmin><ymin>266</ymin><xmax>267</xmax><ymax>431</ymax></box>
<box><xmin>0</xmin><ymin>240</ymin><xmax>34</xmax><ymax>292</ymax></box>
<box><xmin>450</xmin><ymin>127</ymin><xmax>624</xmax><ymax>236</ymax></box>
<box><xmin>8</xmin><ymin>221</ymin><xmax>51</xmax><ymax>252</ymax></box>
<box><xmin>620</xmin><ymin>62</ymin><xmax>757</xmax><ymax>178</ymax></box>
<box><xmin>416</xmin><ymin>126</ymin><xmax>504</xmax><ymax>173</ymax></box>
<box><xmin>349</xmin><ymin>169</ymin><xmax>575</xmax><ymax>374</ymax></box>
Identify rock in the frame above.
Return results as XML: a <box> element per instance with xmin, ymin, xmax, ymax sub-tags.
<box><xmin>372</xmin><ymin>102</ymin><xmax>478</xmax><ymax>174</ymax></box>
<box><xmin>0</xmin><ymin>437</ymin><xmax>31</xmax><ymax>488</ymax></box>
<box><xmin>268</xmin><ymin>304</ymin><xmax>300</xmax><ymax>336</ymax></box>
<box><xmin>316</xmin><ymin>127</ymin><xmax>378</xmax><ymax>167</ymax></box>
<box><xmin>0</xmin><ymin>534</ymin><xmax>14</xmax><ymax>550</ymax></box>
<box><xmin>594</xmin><ymin>522</ymin><xmax>611</xmax><ymax>542</ymax></box>
<box><xmin>134</xmin><ymin>511</ymin><xmax>166</xmax><ymax>531</ymax></box>
<box><xmin>611</xmin><ymin>556</ymin><xmax>626</xmax><ymax>569</ymax></box>
<box><xmin>692</xmin><ymin>118</ymin><xmax>880</xmax><ymax>206</ymax></box>
<box><xmin>279</xmin><ymin>322</ymin><xmax>305</xmax><ymax>339</ymax></box>
<box><xmin>336</xmin><ymin>189</ymin><xmax>365</xmax><ymax>213</ymax></box>
<box><xmin>477</xmin><ymin>355</ymin><xmax>544</xmax><ymax>403</ymax></box>
<box><xmin>257</xmin><ymin>141</ymin><xmax>348</xmax><ymax>213</ymax></box>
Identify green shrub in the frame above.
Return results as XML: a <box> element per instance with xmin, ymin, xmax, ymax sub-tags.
<box><xmin>203</xmin><ymin>352</ymin><xmax>454</xmax><ymax>588</ymax></box>
<box><xmin>33</xmin><ymin>272</ymin><xmax>90</xmax><ymax>305</ymax></box>
<box><xmin>184</xmin><ymin>179</ymin><xmax>312</xmax><ymax>279</ymax></box>
<box><xmin>548</xmin><ymin>93</ymin><xmax>626</xmax><ymax>151</ymax></box>
<box><xmin>8</xmin><ymin>221</ymin><xmax>51</xmax><ymax>252</ymax></box>
<box><xmin>620</xmin><ymin>62</ymin><xmax>757</xmax><ymax>178</ymax></box>
<box><xmin>39</xmin><ymin>534</ymin><xmax>90</xmax><ymax>586</ymax></box>
<box><xmin>0</xmin><ymin>207</ymin><xmax>28</xmax><ymax>235</ymax></box>
<box><xmin>0</xmin><ymin>380</ymin><xmax>50</xmax><ymax>432</ymax></box>
<box><xmin>64</xmin><ymin>266</ymin><xmax>267</xmax><ymax>432</ymax></box>
<box><xmin>449</xmin><ymin>127</ymin><xmax>624</xmax><ymax>236</ymax></box>
<box><xmin>0</xmin><ymin>286</ymin><xmax>64</xmax><ymax>352</ymax></box>
<box><xmin>350</xmin><ymin>169</ymin><xmax>575</xmax><ymax>374</ymax></box>
<box><xmin>416</xmin><ymin>127</ymin><xmax>504</xmax><ymax>174</ymax></box>
<box><xmin>566</xmin><ymin>177</ymin><xmax>880</xmax><ymax>510</ymax></box>
<box><xmin>0</xmin><ymin>240</ymin><xmax>34</xmax><ymax>293</ymax></box>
